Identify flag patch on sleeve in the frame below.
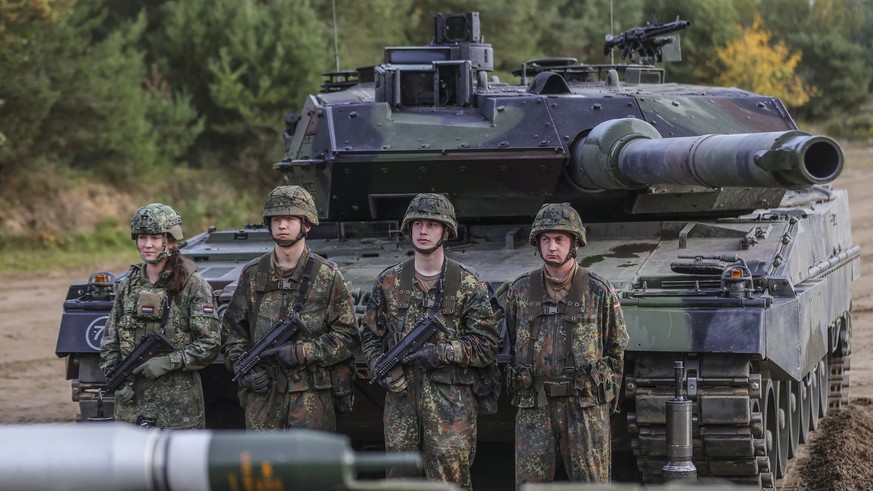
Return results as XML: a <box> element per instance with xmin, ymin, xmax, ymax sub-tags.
<box><xmin>203</xmin><ymin>305</ymin><xmax>215</xmax><ymax>314</ymax></box>
<box><xmin>609</xmin><ymin>287</ymin><xmax>620</xmax><ymax>308</ymax></box>
<box><xmin>141</xmin><ymin>305</ymin><xmax>154</xmax><ymax>314</ymax></box>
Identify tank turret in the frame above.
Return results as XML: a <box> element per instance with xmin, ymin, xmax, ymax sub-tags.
<box><xmin>277</xmin><ymin>13</ymin><xmax>844</xmax><ymax>223</ymax></box>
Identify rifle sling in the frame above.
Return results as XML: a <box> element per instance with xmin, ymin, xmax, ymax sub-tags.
<box><xmin>158</xmin><ymin>293</ymin><xmax>175</xmax><ymax>336</ymax></box>
<box><xmin>252</xmin><ymin>250</ymin><xmax>320</xmax><ymax>322</ymax></box>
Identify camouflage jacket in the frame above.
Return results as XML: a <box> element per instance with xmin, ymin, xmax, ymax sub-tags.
<box><xmin>221</xmin><ymin>247</ymin><xmax>359</xmax><ymax>391</ymax></box>
<box><xmin>99</xmin><ymin>258</ymin><xmax>220</xmax><ymax>427</ymax></box>
<box><xmin>505</xmin><ymin>266</ymin><xmax>628</xmax><ymax>409</ymax></box>
<box><xmin>360</xmin><ymin>258</ymin><xmax>498</xmax><ymax>385</ymax></box>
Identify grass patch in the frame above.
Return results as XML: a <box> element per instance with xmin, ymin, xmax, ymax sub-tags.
<box><xmin>0</xmin><ymin>232</ymin><xmax>139</xmax><ymax>274</ymax></box>
<box><xmin>0</xmin><ymin>164</ymin><xmax>274</xmax><ymax>273</ymax></box>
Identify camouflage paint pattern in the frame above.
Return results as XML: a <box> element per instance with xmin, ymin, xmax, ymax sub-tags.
<box><xmin>130</xmin><ymin>202</ymin><xmax>184</xmax><ymax>240</ymax></box>
<box><xmin>360</xmin><ymin>261</ymin><xmax>498</xmax><ymax>490</ymax></box>
<box><xmin>221</xmin><ymin>247</ymin><xmax>359</xmax><ymax>430</ymax></box>
<box><xmin>263</xmin><ymin>185</ymin><xmax>319</xmax><ymax>225</ymax></box>
<box><xmin>505</xmin><ymin>266</ymin><xmax>628</xmax><ymax>487</ymax></box>
<box><xmin>515</xmin><ymin>400</ymin><xmax>610</xmax><ymax>484</ymax></box>
<box><xmin>99</xmin><ymin>259</ymin><xmax>220</xmax><ymax>429</ymax></box>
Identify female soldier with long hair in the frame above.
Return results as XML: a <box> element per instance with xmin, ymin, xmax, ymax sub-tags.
<box><xmin>99</xmin><ymin>203</ymin><xmax>220</xmax><ymax>428</ymax></box>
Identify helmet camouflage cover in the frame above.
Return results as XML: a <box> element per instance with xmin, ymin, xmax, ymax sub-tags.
<box><xmin>401</xmin><ymin>193</ymin><xmax>458</xmax><ymax>239</ymax></box>
<box><xmin>130</xmin><ymin>203</ymin><xmax>183</xmax><ymax>240</ymax></box>
<box><xmin>528</xmin><ymin>202</ymin><xmax>587</xmax><ymax>246</ymax></box>
<box><xmin>263</xmin><ymin>185</ymin><xmax>319</xmax><ymax>226</ymax></box>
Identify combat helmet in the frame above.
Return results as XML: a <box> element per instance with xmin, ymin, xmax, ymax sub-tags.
<box><xmin>130</xmin><ymin>203</ymin><xmax>183</xmax><ymax>241</ymax></box>
<box><xmin>263</xmin><ymin>185</ymin><xmax>319</xmax><ymax>226</ymax></box>
<box><xmin>401</xmin><ymin>193</ymin><xmax>458</xmax><ymax>239</ymax></box>
<box><xmin>528</xmin><ymin>202</ymin><xmax>587</xmax><ymax>247</ymax></box>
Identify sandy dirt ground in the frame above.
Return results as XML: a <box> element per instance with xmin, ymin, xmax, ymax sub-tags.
<box><xmin>2</xmin><ymin>168</ymin><xmax>873</xmax><ymax>489</ymax></box>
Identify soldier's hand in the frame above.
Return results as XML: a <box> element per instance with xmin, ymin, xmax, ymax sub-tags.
<box><xmin>263</xmin><ymin>341</ymin><xmax>310</xmax><ymax>369</ymax></box>
<box><xmin>114</xmin><ymin>384</ymin><xmax>135</xmax><ymax>404</ymax></box>
<box><xmin>379</xmin><ymin>365</ymin><xmax>408</xmax><ymax>395</ymax></box>
<box><xmin>402</xmin><ymin>343</ymin><xmax>451</xmax><ymax>371</ymax></box>
<box><xmin>238</xmin><ymin>366</ymin><xmax>270</xmax><ymax>393</ymax></box>
<box><xmin>133</xmin><ymin>356</ymin><xmax>176</xmax><ymax>380</ymax></box>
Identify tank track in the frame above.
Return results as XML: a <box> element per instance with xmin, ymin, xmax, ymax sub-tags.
<box><xmin>626</xmin><ymin>313</ymin><xmax>851</xmax><ymax>489</ymax></box>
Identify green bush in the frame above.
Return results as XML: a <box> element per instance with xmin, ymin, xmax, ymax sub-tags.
<box><xmin>826</xmin><ymin>113</ymin><xmax>873</xmax><ymax>142</ymax></box>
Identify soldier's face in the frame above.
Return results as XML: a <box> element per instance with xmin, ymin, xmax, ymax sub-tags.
<box><xmin>270</xmin><ymin>215</ymin><xmax>309</xmax><ymax>241</ymax></box>
<box><xmin>411</xmin><ymin>219</ymin><xmax>445</xmax><ymax>248</ymax></box>
<box><xmin>539</xmin><ymin>232</ymin><xmax>575</xmax><ymax>263</ymax></box>
<box><xmin>136</xmin><ymin>234</ymin><xmax>172</xmax><ymax>261</ymax></box>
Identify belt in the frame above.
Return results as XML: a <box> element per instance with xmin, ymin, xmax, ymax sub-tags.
<box><xmin>542</xmin><ymin>381</ymin><xmax>572</xmax><ymax>398</ymax></box>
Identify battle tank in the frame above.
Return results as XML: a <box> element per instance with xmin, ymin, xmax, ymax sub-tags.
<box><xmin>55</xmin><ymin>12</ymin><xmax>856</xmax><ymax>489</ymax></box>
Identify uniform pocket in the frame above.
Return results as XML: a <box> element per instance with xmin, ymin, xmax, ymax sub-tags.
<box><xmin>573</xmin><ymin>366</ymin><xmax>602</xmax><ymax>408</ymax></box>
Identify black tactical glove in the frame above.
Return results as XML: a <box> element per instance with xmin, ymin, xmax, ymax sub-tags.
<box><xmin>263</xmin><ymin>341</ymin><xmax>311</xmax><ymax>370</ymax></box>
<box><xmin>378</xmin><ymin>365</ymin><xmax>408</xmax><ymax>395</ymax></box>
<box><xmin>238</xmin><ymin>366</ymin><xmax>270</xmax><ymax>393</ymax></box>
<box><xmin>403</xmin><ymin>342</ymin><xmax>453</xmax><ymax>371</ymax></box>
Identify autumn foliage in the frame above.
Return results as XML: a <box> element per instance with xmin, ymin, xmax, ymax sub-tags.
<box><xmin>712</xmin><ymin>16</ymin><xmax>812</xmax><ymax>109</ymax></box>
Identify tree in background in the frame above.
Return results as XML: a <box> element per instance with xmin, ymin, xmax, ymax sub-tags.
<box><xmin>539</xmin><ymin>0</ymin><xmax>645</xmax><ymax>66</ymax></box>
<box><xmin>0</xmin><ymin>0</ymin><xmax>202</xmax><ymax>182</ymax></box>
<box><xmin>711</xmin><ymin>16</ymin><xmax>810</xmax><ymax>109</ymax></box>
<box><xmin>760</xmin><ymin>0</ymin><xmax>871</xmax><ymax>119</ymax></box>
<box><xmin>149</xmin><ymin>0</ymin><xmax>330</xmax><ymax>186</ymax></box>
<box><xmin>3</xmin><ymin>0</ymin><xmax>872</xmax><ymax>196</ymax></box>
<box><xmin>311</xmin><ymin>0</ymin><xmax>418</xmax><ymax>73</ymax></box>
<box><xmin>642</xmin><ymin>0</ymin><xmax>754</xmax><ymax>84</ymax></box>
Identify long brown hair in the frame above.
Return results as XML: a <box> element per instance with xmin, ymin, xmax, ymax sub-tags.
<box><xmin>163</xmin><ymin>247</ymin><xmax>190</xmax><ymax>294</ymax></box>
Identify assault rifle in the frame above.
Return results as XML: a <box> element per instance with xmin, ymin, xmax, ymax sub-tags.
<box><xmin>603</xmin><ymin>17</ymin><xmax>691</xmax><ymax>63</ymax></box>
<box><xmin>103</xmin><ymin>331</ymin><xmax>175</xmax><ymax>394</ymax></box>
<box><xmin>232</xmin><ymin>315</ymin><xmax>311</xmax><ymax>381</ymax></box>
<box><xmin>369</xmin><ymin>316</ymin><xmax>449</xmax><ymax>384</ymax></box>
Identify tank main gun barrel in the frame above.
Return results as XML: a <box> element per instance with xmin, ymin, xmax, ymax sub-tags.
<box><xmin>0</xmin><ymin>423</ymin><xmax>427</xmax><ymax>491</ymax></box>
<box><xmin>569</xmin><ymin>118</ymin><xmax>844</xmax><ymax>191</ymax></box>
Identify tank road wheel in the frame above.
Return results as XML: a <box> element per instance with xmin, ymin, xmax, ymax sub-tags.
<box><xmin>829</xmin><ymin>313</ymin><xmax>852</xmax><ymax>410</ymax></box>
<box><xmin>818</xmin><ymin>359</ymin><xmax>829</xmax><ymax>420</ymax></box>
<box><xmin>786</xmin><ymin>380</ymin><xmax>801</xmax><ymax>458</ymax></box>
<box><xmin>751</xmin><ymin>399</ymin><xmax>774</xmax><ymax>489</ymax></box>
<box><xmin>757</xmin><ymin>379</ymin><xmax>780</xmax><ymax>486</ymax></box>
<box><xmin>798</xmin><ymin>375</ymin><xmax>811</xmax><ymax>444</ymax></box>
<box><xmin>808</xmin><ymin>366</ymin><xmax>821</xmax><ymax>432</ymax></box>
<box><xmin>775</xmin><ymin>381</ymin><xmax>789</xmax><ymax>478</ymax></box>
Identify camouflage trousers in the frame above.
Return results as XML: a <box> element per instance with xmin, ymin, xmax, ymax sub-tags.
<box><xmin>384</xmin><ymin>375</ymin><xmax>478</xmax><ymax>491</ymax></box>
<box><xmin>115</xmin><ymin>372</ymin><xmax>206</xmax><ymax>429</ymax></box>
<box><xmin>240</xmin><ymin>385</ymin><xmax>336</xmax><ymax>431</ymax></box>
<box><xmin>515</xmin><ymin>398</ymin><xmax>610</xmax><ymax>489</ymax></box>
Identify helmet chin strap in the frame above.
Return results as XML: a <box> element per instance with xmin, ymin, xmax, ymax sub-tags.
<box><xmin>268</xmin><ymin>217</ymin><xmax>307</xmax><ymax>247</ymax></box>
<box><xmin>538</xmin><ymin>244</ymin><xmax>579</xmax><ymax>268</ymax></box>
<box><xmin>273</xmin><ymin>229</ymin><xmax>306</xmax><ymax>248</ymax></box>
<box><xmin>141</xmin><ymin>236</ymin><xmax>171</xmax><ymax>265</ymax></box>
<box><xmin>413</xmin><ymin>241</ymin><xmax>443</xmax><ymax>255</ymax></box>
<box><xmin>412</xmin><ymin>229</ymin><xmax>446</xmax><ymax>255</ymax></box>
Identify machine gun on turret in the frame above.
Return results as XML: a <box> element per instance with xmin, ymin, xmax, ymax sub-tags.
<box><xmin>604</xmin><ymin>17</ymin><xmax>691</xmax><ymax>63</ymax></box>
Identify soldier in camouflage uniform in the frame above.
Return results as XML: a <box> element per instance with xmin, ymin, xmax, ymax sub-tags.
<box><xmin>505</xmin><ymin>203</ymin><xmax>628</xmax><ymax>488</ymax></box>
<box><xmin>221</xmin><ymin>185</ymin><xmax>359</xmax><ymax>430</ymax></box>
<box><xmin>360</xmin><ymin>193</ymin><xmax>498</xmax><ymax>491</ymax></box>
<box><xmin>100</xmin><ymin>203</ymin><xmax>220</xmax><ymax>429</ymax></box>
